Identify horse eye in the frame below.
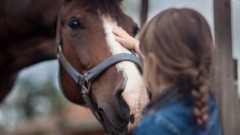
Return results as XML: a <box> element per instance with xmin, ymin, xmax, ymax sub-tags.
<box><xmin>132</xmin><ymin>26</ymin><xmax>140</xmax><ymax>36</ymax></box>
<box><xmin>68</xmin><ymin>18</ymin><xmax>85</xmax><ymax>30</ymax></box>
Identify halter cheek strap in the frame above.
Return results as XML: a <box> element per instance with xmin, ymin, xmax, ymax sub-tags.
<box><xmin>57</xmin><ymin>45</ymin><xmax>142</xmax><ymax>96</ymax></box>
<box><xmin>57</xmin><ymin>45</ymin><xmax>142</xmax><ymax>85</ymax></box>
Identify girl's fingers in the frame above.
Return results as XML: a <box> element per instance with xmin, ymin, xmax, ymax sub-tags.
<box><xmin>118</xmin><ymin>27</ymin><xmax>127</xmax><ymax>34</ymax></box>
<box><xmin>113</xmin><ymin>27</ymin><xmax>138</xmax><ymax>50</ymax></box>
<box><xmin>113</xmin><ymin>30</ymin><xmax>124</xmax><ymax>38</ymax></box>
<box><xmin>112</xmin><ymin>28</ymin><xmax>121</xmax><ymax>36</ymax></box>
<box><xmin>113</xmin><ymin>27</ymin><xmax>128</xmax><ymax>36</ymax></box>
<box><xmin>115</xmin><ymin>36</ymin><xmax>121</xmax><ymax>42</ymax></box>
<box><xmin>115</xmin><ymin>36</ymin><xmax>124</xmax><ymax>44</ymax></box>
<box><xmin>115</xmin><ymin>36</ymin><xmax>128</xmax><ymax>47</ymax></box>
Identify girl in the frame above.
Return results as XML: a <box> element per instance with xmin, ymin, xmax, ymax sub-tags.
<box><xmin>113</xmin><ymin>8</ymin><xmax>221</xmax><ymax>135</ymax></box>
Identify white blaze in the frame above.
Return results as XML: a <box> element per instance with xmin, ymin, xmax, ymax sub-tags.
<box><xmin>101</xmin><ymin>16</ymin><xmax>149</xmax><ymax>124</ymax></box>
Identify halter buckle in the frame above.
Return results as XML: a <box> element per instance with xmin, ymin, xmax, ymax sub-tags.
<box><xmin>79</xmin><ymin>73</ymin><xmax>91</xmax><ymax>95</ymax></box>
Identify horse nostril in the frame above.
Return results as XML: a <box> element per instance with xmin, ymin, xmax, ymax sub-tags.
<box><xmin>147</xmin><ymin>87</ymin><xmax>152</xmax><ymax>100</ymax></box>
<box><xmin>98</xmin><ymin>107</ymin><xmax>104</xmax><ymax>112</ymax></box>
<box><xmin>115</xmin><ymin>74</ymin><xmax>127</xmax><ymax>98</ymax></box>
<box><xmin>115</xmin><ymin>86</ymin><xmax>130</xmax><ymax>119</ymax></box>
<box><xmin>116</xmin><ymin>87</ymin><xmax>127</xmax><ymax>107</ymax></box>
<box><xmin>116</xmin><ymin>87</ymin><xmax>124</xmax><ymax>96</ymax></box>
<box><xmin>129</xmin><ymin>114</ymin><xmax>135</xmax><ymax>124</ymax></box>
<box><xmin>97</xmin><ymin>107</ymin><xmax>106</xmax><ymax>122</ymax></box>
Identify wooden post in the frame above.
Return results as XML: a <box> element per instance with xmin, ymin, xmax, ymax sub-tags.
<box><xmin>140</xmin><ymin>0</ymin><xmax>148</xmax><ymax>27</ymax></box>
<box><xmin>214</xmin><ymin>0</ymin><xmax>240</xmax><ymax>134</ymax></box>
<box><xmin>234</xmin><ymin>59</ymin><xmax>238</xmax><ymax>82</ymax></box>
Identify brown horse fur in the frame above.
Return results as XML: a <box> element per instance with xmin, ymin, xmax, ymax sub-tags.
<box><xmin>0</xmin><ymin>0</ymin><xmax>149</xmax><ymax>134</ymax></box>
<box><xmin>0</xmin><ymin>0</ymin><xmax>63</xmax><ymax>101</ymax></box>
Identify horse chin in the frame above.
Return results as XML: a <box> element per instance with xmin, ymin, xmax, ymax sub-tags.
<box><xmin>98</xmin><ymin>110</ymin><xmax>128</xmax><ymax>135</ymax></box>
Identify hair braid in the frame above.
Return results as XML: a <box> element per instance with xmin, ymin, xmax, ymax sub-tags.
<box><xmin>191</xmin><ymin>67</ymin><xmax>209</xmax><ymax>126</ymax></box>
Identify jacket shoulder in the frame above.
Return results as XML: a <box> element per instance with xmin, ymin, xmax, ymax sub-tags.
<box><xmin>135</xmin><ymin>113</ymin><xmax>180</xmax><ymax>135</ymax></box>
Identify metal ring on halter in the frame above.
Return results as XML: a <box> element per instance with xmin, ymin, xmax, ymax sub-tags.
<box><xmin>79</xmin><ymin>73</ymin><xmax>91</xmax><ymax>95</ymax></box>
<box><xmin>57</xmin><ymin>45</ymin><xmax>62</xmax><ymax>58</ymax></box>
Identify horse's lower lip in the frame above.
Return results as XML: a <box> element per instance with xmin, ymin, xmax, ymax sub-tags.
<box><xmin>127</xmin><ymin>113</ymin><xmax>142</xmax><ymax>134</ymax></box>
<box><xmin>127</xmin><ymin>122</ymin><xmax>137</xmax><ymax>134</ymax></box>
<box><xmin>98</xmin><ymin>109</ymin><xmax>128</xmax><ymax>135</ymax></box>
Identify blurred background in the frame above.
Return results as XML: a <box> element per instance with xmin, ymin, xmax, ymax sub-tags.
<box><xmin>0</xmin><ymin>0</ymin><xmax>239</xmax><ymax>135</ymax></box>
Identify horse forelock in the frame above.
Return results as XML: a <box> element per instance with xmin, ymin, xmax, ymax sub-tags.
<box><xmin>65</xmin><ymin>0</ymin><xmax>123</xmax><ymax>18</ymax></box>
<box><xmin>89</xmin><ymin>0</ymin><xmax>123</xmax><ymax>17</ymax></box>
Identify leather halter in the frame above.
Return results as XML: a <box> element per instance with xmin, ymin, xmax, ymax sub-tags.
<box><xmin>55</xmin><ymin>12</ymin><xmax>142</xmax><ymax>134</ymax></box>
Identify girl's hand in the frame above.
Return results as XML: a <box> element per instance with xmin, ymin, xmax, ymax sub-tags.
<box><xmin>113</xmin><ymin>27</ymin><xmax>139</xmax><ymax>50</ymax></box>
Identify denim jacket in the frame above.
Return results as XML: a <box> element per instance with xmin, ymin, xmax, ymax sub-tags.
<box><xmin>134</xmin><ymin>91</ymin><xmax>221</xmax><ymax>135</ymax></box>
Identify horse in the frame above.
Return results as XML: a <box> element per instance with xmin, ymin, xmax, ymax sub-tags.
<box><xmin>0</xmin><ymin>0</ymin><xmax>150</xmax><ymax>134</ymax></box>
<box><xmin>57</xmin><ymin>0</ymin><xmax>151</xmax><ymax>134</ymax></box>
<box><xmin>0</xmin><ymin>0</ymin><xmax>62</xmax><ymax>101</ymax></box>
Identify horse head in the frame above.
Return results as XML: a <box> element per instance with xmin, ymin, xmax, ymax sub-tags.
<box><xmin>57</xmin><ymin>0</ymin><xmax>150</xmax><ymax>134</ymax></box>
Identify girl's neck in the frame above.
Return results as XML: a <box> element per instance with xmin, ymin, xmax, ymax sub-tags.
<box><xmin>152</xmin><ymin>83</ymin><xmax>171</xmax><ymax>100</ymax></box>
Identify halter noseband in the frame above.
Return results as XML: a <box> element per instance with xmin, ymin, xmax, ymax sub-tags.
<box><xmin>55</xmin><ymin>13</ymin><xmax>142</xmax><ymax>135</ymax></box>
